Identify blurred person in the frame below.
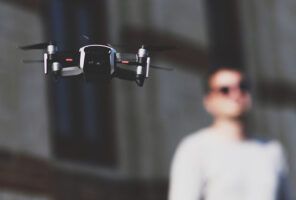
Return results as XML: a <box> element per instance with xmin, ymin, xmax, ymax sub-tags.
<box><xmin>168</xmin><ymin>67</ymin><xmax>292</xmax><ymax>200</ymax></box>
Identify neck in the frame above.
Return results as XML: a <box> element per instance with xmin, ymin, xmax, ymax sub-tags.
<box><xmin>211</xmin><ymin>117</ymin><xmax>247</xmax><ymax>141</ymax></box>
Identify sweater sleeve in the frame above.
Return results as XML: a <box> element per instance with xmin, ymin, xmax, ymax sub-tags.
<box><xmin>275</xmin><ymin>142</ymin><xmax>294</xmax><ymax>200</ymax></box>
<box><xmin>168</xmin><ymin>138</ymin><xmax>205</xmax><ymax>200</ymax></box>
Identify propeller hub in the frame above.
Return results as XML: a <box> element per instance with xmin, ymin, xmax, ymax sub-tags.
<box><xmin>138</xmin><ymin>47</ymin><xmax>148</xmax><ymax>57</ymax></box>
<box><xmin>47</xmin><ymin>44</ymin><xmax>57</xmax><ymax>54</ymax></box>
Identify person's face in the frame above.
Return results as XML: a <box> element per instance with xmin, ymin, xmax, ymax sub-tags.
<box><xmin>204</xmin><ymin>69</ymin><xmax>251</xmax><ymax>119</ymax></box>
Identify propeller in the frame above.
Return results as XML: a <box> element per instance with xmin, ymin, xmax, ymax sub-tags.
<box><xmin>80</xmin><ymin>34</ymin><xmax>111</xmax><ymax>46</ymax></box>
<box><xmin>19</xmin><ymin>42</ymin><xmax>49</xmax><ymax>50</ymax></box>
<box><xmin>82</xmin><ymin>34</ymin><xmax>91</xmax><ymax>41</ymax></box>
<box><xmin>114</xmin><ymin>44</ymin><xmax>177</xmax><ymax>52</ymax></box>
<box><xmin>22</xmin><ymin>59</ymin><xmax>43</xmax><ymax>63</ymax></box>
<box><xmin>19</xmin><ymin>41</ymin><xmax>55</xmax><ymax>50</ymax></box>
<box><xmin>142</xmin><ymin>45</ymin><xmax>177</xmax><ymax>52</ymax></box>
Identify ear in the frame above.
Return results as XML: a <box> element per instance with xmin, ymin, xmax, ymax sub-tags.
<box><xmin>203</xmin><ymin>95</ymin><xmax>212</xmax><ymax>114</ymax></box>
<box><xmin>245</xmin><ymin>93</ymin><xmax>252</xmax><ymax>111</ymax></box>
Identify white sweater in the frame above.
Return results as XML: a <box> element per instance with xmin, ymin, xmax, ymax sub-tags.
<box><xmin>168</xmin><ymin>128</ymin><xmax>291</xmax><ymax>200</ymax></box>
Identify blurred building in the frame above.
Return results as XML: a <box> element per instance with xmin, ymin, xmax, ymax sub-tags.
<box><xmin>0</xmin><ymin>0</ymin><xmax>295</xmax><ymax>199</ymax></box>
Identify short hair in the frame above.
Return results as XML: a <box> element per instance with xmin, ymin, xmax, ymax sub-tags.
<box><xmin>203</xmin><ymin>65</ymin><xmax>246</xmax><ymax>94</ymax></box>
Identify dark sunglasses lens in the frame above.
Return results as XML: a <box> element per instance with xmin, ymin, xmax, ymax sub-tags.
<box><xmin>219</xmin><ymin>87</ymin><xmax>229</xmax><ymax>95</ymax></box>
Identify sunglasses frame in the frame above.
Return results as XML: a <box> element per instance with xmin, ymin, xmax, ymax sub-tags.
<box><xmin>210</xmin><ymin>81</ymin><xmax>250</xmax><ymax>96</ymax></box>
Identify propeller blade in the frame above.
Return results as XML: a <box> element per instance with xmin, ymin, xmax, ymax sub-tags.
<box><xmin>112</xmin><ymin>44</ymin><xmax>177</xmax><ymax>52</ymax></box>
<box><xmin>80</xmin><ymin>35</ymin><xmax>113</xmax><ymax>46</ymax></box>
<box><xmin>150</xmin><ymin>65</ymin><xmax>174</xmax><ymax>71</ymax></box>
<box><xmin>144</xmin><ymin>45</ymin><xmax>177</xmax><ymax>52</ymax></box>
<box><xmin>22</xmin><ymin>59</ymin><xmax>44</xmax><ymax>63</ymax></box>
<box><xmin>82</xmin><ymin>34</ymin><xmax>90</xmax><ymax>41</ymax></box>
<box><xmin>19</xmin><ymin>42</ymin><xmax>51</xmax><ymax>50</ymax></box>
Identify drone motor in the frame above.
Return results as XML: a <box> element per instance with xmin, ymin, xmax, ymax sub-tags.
<box><xmin>135</xmin><ymin>46</ymin><xmax>150</xmax><ymax>86</ymax></box>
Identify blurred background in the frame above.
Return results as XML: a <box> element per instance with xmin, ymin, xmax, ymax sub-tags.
<box><xmin>0</xmin><ymin>0</ymin><xmax>295</xmax><ymax>199</ymax></box>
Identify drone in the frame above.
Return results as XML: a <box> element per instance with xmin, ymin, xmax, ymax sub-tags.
<box><xmin>20</xmin><ymin>42</ymin><xmax>174</xmax><ymax>86</ymax></box>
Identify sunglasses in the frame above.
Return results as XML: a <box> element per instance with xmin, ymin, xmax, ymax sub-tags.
<box><xmin>211</xmin><ymin>81</ymin><xmax>250</xmax><ymax>95</ymax></box>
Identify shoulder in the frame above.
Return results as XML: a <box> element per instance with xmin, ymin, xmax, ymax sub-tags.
<box><xmin>251</xmin><ymin>138</ymin><xmax>287</xmax><ymax>167</ymax></box>
<box><xmin>251</xmin><ymin>137</ymin><xmax>285</xmax><ymax>154</ymax></box>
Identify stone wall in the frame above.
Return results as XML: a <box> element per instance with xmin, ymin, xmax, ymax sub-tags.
<box><xmin>240</xmin><ymin>0</ymin><xmax>296</xmax><ymax>190</ymax></box>
<box><xmin>0</xmin><ymin>1</ymin><xmax>50</xmax><ymax>158</ymax></box>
